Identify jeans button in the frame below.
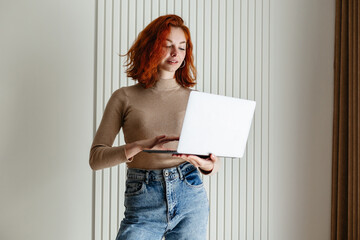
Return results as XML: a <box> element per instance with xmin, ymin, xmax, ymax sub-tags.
<box><xmin>164</xmin><ymin>171</ymin><xmax>169</xmax><ymax>176</ymax></box>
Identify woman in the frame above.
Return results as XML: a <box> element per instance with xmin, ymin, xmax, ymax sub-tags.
<box><xmin>89</xmin><ymin>14</ymin><xmax>221</xmax><ymax>240</ymax></box>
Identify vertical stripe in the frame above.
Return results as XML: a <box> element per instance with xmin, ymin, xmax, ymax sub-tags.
<box><xmin>93</xmin><ymin>1</ymin><xmax>270</xmax><ymax>239</ymax></box>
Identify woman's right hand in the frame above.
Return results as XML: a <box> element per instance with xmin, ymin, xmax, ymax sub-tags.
<box><xmin>137</xmin><ymin>135</ymin><xmax>179</xmax><ymax>150</ymax></box>
<box><xmin>124</xmin><ymin>135</ymin><xmax>179</xmax><ymax>160</ymax></box>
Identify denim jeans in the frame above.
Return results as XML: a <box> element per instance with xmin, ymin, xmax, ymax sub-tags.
<box><xmin>116</xmin><ymin>162</ymin><xmax>209</xmax><ymax>240</ymax></box>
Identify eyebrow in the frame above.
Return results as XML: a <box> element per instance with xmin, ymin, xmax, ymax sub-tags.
<box><xmin>166</xmin><ymin>39</ymin><xmax>187</xmax><ymax>44</ymax></box>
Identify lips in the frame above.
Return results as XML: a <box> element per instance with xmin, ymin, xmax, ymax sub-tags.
<box><xmin>167</xmin><ymin>60</ymin><xmax>178</xmax><ymax>64</ymax></box>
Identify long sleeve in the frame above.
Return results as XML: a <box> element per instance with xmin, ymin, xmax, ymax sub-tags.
<box><xmin>89</xmin><ymin>88</ymin><xmax>132</xmax><ymax>170</ymax></box>
<box><xmin>89</xmin><ymin>81</ymin><xmax>193</xmax><ymax>170</ymax></box>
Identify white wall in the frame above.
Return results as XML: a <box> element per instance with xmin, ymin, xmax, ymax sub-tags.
<box><xmin>0</xmin><ymin>0</ymin><xmax>334</xmax><ymax>239</ymax></box>
<box><xmin>93</xmin><ymin>0</ymin><xmax>334</xmax><ymax>240</ymax></box>
<box><xmin>0</xmin><ymin>1</ymin><xmax>95</xmax><ymax>239</ymax></box>
<box><xmin>92</xmin><ymin>0</ymin><xmax>271</xmax><ymax>239</ymax></box>
<box><xmin>269</xmin><ymin>0</ymin><xmax>334</xmax><ymax>239</ymax></box>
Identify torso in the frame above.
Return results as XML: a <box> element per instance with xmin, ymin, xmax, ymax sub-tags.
<box><xmin>121</xmin><ymin>80</ymin><xmax>192</xmax><ymax>169</ymax></box>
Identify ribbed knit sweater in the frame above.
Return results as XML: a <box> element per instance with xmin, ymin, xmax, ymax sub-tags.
<box><xmin>89</xmin><ymin>78</ymin><xmax>192</xmax><ymax>170</ymax></box>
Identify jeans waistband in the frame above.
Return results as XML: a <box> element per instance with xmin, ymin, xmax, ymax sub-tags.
<box><xmin>126</xmin><ymin>162</ymin><xmax>197</xmax><ymax>183</ymax></box>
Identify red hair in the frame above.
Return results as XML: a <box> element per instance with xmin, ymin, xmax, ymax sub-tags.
<box><xmin>124</xmin><ymin>15</ymin><xmax>196</xmax><ymax>88</ymax></box>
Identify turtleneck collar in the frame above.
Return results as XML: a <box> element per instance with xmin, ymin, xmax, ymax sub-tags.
<box><xmin>152</xmin><ymin>78</ymin><xmax>181</xmax><ymax>90</ymax></box>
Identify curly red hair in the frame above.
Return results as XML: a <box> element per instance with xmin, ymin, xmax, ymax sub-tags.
<box><xmin>124</xmin><ymin>15</ymin><xmax>196</xmax><ymax>89</ymax></box>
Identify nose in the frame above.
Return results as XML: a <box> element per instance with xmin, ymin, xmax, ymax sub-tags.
<box><xmin>170</xmin><ymin>47</ymin><xmax>178</xmax><ymax>57</ymax></box>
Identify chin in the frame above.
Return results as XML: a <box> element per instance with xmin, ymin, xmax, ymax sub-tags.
<box><xmin>163</xmin><ymin>67</ymin><xmax>179</xmax><ymax>73</ymax></box>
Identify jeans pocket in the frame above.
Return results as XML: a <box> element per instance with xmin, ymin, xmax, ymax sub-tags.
<box><xmin>125</xmin><ymin>180</ymin><xmax>146</xmax><ymax>196</ymax></box>
<box><xmin>184</xmin><ymin>169</ymin><xmax>204</xmax><ymax>188</ymax></box>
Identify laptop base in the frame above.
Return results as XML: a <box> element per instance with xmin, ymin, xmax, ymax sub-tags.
<box><xmin>142</xmin><ymin>150</ymin><xmax>210</xmax><ymax>159</ymax></box>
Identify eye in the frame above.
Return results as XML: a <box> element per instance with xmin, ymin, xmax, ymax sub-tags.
<box><xmin>179</xmin><ymin>47</ymin><xmax>186</xmax><ymax>51</ymax></box>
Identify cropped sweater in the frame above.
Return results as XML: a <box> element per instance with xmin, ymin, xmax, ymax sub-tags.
<box><xmin>89</xmin><ymin>78</ymin><xmax>220</xmax><ymax>174</ymax></box>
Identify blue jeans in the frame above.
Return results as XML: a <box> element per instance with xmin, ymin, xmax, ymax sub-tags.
<box><xmin>116</xmin><ymin>162</ymin><xmax>209</xmax><ymax>240</ymax></box>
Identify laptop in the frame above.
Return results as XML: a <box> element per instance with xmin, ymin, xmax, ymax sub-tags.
<box><xmin>143</xmin><ymin>91</ymin><xmax>256</xmax><ymax>158</ymax></box>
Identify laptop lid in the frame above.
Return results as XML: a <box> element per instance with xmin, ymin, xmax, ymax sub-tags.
<box><xmin>176</xmin><ymin>91</ymin><xmax>256</xmax><ymax>158</ymax></box>
<box><xmin>144</xmin><ymin>91</ymin><xmax>256</xmax><ymax>159</ymax></box>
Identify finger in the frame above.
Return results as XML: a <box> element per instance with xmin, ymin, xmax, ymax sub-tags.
<box><xmin>157</xmin><ymin>135</ymin><xmax>178</xmax><ymax>141</ymax></box>
<box><xmin>180</xmin><ymin>155</ymin><xmax>203</xmax><ymax>168</ymax></box>
<box><xmin>163</xmin><ymin>136</ymin><xmax>180</xmax><ymax>141</ymax></box>
<box><xmin>186</xmin><ymin>155</ymin><xmax>203</xmax><ymax>166</ymax></box>
<box><xmin>156</xmin><ymin>135</ymin><xmax>179</xmax><ymax>140</ymax></box>
<box><xmin>209</xmin><ymin>153</ymin><xmax>219</xmax><ymax>162</ymax></box>
<box><xmin>188</xmin><ymin>155</ymin><xmax>215</xmax><ymax>170</ymax></box>
<box><xmin>173</xmin><ymin>154</ymin><xmax>188</xmax><ymax>159</ymax></box>
<box><xmin>172</xmin><ymin>154</ymin><xmax>192</xmax><ymax>163</ymax></box>
<box><xmin>155</xmin><ymin>135</ymin><xmax>167</xmax><ymax>141</ymax></box>
<box><xmin>155</xmin><ymin>137</ymin><xmax>173</xmax><ymax>145</ymax></box>
<box><xmin>185</xmin><ymin>157</ymin><xmax>200</xmax><ymax>168</ymax></box>
<box><xmin>159</xmin><ymin>138</ymin><xmax>179</xmax><ymax>144</ymax></box>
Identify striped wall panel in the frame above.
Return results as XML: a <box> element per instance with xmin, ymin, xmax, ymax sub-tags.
<box><xmin>92</xmin><ymin>0</ymin><xmax>270</xmax><ymax>239</ymax></box>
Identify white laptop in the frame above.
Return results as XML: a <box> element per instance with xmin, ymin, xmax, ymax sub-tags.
<box><xmin>143</xmin><ymin>91</ymin><xmax>256</xmax><ymax>158</ymax></box>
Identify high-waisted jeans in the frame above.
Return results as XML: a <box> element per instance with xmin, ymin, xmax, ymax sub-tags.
<box><xmin>116</xmin><ymin>162</ymin><xmax>209</xmax><ymax>240</ymax></box>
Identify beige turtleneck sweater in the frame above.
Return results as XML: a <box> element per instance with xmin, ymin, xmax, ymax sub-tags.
<box><xmin>89</xmin><ymin>78</ymin><xmax>192</xmax><ymax>170</ymax></box>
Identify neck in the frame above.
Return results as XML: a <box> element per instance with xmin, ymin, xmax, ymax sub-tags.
<box><xmin>157</xmin><ymin>70</ymin><xmax>175</xmax><ymax>80</ymax></box>
<box><xmin>152</xmin><ymin>77</ymin><xmax>180</xmax><ymax>90</ymax></box>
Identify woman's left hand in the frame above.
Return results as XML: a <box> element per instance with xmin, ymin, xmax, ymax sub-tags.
<box><xmin>172</xmin><ymin>153</ymin><xmax>219</xmax><ymax>173</ymax></box>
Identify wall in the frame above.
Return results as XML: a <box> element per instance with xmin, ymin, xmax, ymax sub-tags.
<box><xmin>93</xmin><ymin>0</ymin><xmax>334</xmax><ymax>240</ymax></box>
<box><xmin>0</xmin><ymin>0</ymin><xmax>334</xmax><ymax>239</ymax></box>
<box><xmin>269</xmin><ymin>0</ymin><xmax>334</xmax><ymax>239</ymax></box>
<box><xmin>0</xmin><ymin>0</ymin><xmax>95</xmax><ymax>239</ymax></box>
<box><xmin>93</xmin><ymin>0</ymin><xmax>270</xmax><ymax>239</ymax></box>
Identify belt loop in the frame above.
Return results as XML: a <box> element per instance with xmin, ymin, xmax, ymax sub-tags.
<box><xmin>177</xmin><ymin>165</ymin><xmax>184</xmax><ymax>180</ymax></box>
<box><xmin>145</xmin><ymin>171</ymin><xmax>149</xmax><ymax>184</ymax></box>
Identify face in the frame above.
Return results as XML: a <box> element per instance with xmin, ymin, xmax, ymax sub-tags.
<box><xmin>157</xmin><ymin>26</ymin><xmax>187</xmax><ymax>78</ymax></box>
